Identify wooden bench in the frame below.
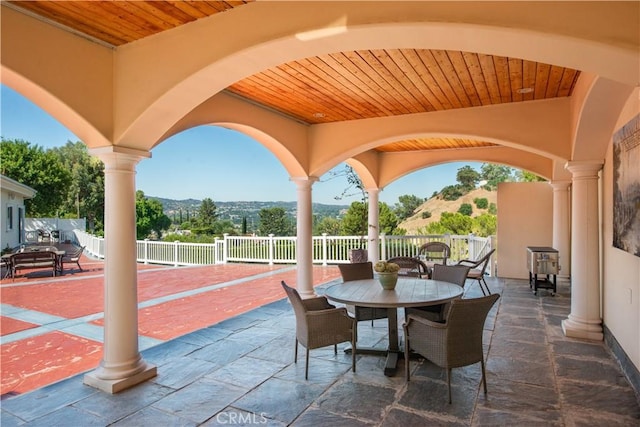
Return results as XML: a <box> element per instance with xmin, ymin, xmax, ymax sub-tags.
<box><xmin>9</xmin><ymin>250</ymin><xmax>58</xmax><ymax>279</ymax></box>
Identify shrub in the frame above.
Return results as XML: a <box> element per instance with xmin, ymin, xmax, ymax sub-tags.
<box><xmin>474</xmin><ymin>197</ymin><xmax>488</xmax><ymax>209</ymax></box>
<box><xmin>458</xmin><ymin>203</ymin><xmax>473</xmax><ymax>216</ymax></box>
<box><xmin>421</xmin><ymin>211</ymin><xmax>432</xmax><ymax>219</ymax></box>
<box><xmin>441</xmin><ymin>184</ymin><xmax>464</xmax><ymax>201</ymax></box>
<box><xmin>472</xmin><ymin>214</ymin><xmax>497</xmax><ymax>236</ymax></box>
<box><xmin>426</xmin><ymin>212</ymin><xmax>474</xmax><ymax>235</ymax></box>
<box><xmin>162</xmin><ymin>233</ymin><xmax>217</xmax><ymax>243</ymax></box>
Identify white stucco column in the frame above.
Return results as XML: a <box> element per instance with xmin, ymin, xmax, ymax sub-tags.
<box><xmin>84</xmin><ymin>146</ymin><xmax>156</xmax><ymax>393</ymax></box>
<box><xmin>550</xmin><ymin>180</ymin><xmax>572</xmax><ymax>278</ymax></box>
<box><xmin>292</xmin><ymin>176</ymin><xmax>317</xmax><ymax>298</ymax></box>
<box><xmin>367</xmin><ymin>188</ymin><xmax>380</xmax><ymax>262</ymax></box>
<box><xmin>562</xmin><ymin>161</ymin><xmax>603</xmax><ymax>341</ymax></box>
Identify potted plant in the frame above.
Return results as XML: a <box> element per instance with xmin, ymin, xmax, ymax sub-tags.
<box><xmin>374</xmin><ymin>260</ymin><xmax>400</xmax><ymax>289</ymax></box>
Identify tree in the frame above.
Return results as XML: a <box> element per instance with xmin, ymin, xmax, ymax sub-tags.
<box><xmin>456</xmin><ymin>165</ymin><xmax>481</xmax><ymax>191</ymax></box>
<box><xmin>341</xmin><ymin>201</ymin><xmax>367</xmax><ymax>236</ymax></box>
<box><xmin>472</xmin><ymin>213</ymin><xmax>497</xmax><ymax>236</ymax></box>
<box><xmin>458</xmin><ymin>203</ymin><xmax>473</xmax><ymax>216</ymax></box>
<box><xmin>51</xmin><ymin>141</ymin><xmax>104</xmax><ymax>233</ymax></box>
<box><xmin>341</xmin><ymin>201</ymin><xmax>398</xmax><ymax>236</ymax></box>
<box><xmin>332</xmin><ymin>164</ymin><xmax>368</xmax><ymax>240</ymax></box>
<box><xmin>136</xmin><ymin>191</ymin><xmax>171</xmax><ymax>239</ymax></box>
<box><xmin>440</xmin><ymin>184</ymin><xmax>464</xmax><ymax>201</ymax></box>
<box><xmin>211</xmin><ymin>219</ymin><xmax>237</xmax><ymax>235</ymax></box>
<box><xmin>259</xmin><ymin>207</ymin><xmax>293</xmax><ymax>236</ymax></box>
<box><xmin>426</xmin><ymin>212</ymin><xmax>474</xmax><ymax>235</ymax></box>
<box><xmin>0</xmin><ymin>138</ymin><xmax>71</xmax><ymax>217</ymax></box>
<box><xmin>378</xmin><ymin>202</ymin><xmax>399</xmax><ymax>235</ymax></box>
<box><xmin>480</xmin><ymin>164</ymin><xmax>515</xmax><ymax>189</ymax></box>
<box><xmin>516</xmin><ymin>170</ymin><xmax>546</xmax><ymax>182</ymax></box>
<box><xmin>192</xmin><ymin>197</ymin><xmax>218</xmax><ymax>234</ymax></box>
<box><xmin>474</xmin><ymin>197</ymin><xmax>489</xmax><ymax>209</ymax></box>
<box><xmin>332</xmin><ymin>165</ymin><xmax>367</xmax><ymax>203</ymax></box>
<box><xmin>394</xmin><ymin>194</ymin><xmax>425</xmax><ymax>221</ymax></box>
<box><xmin>314</xmin><ymin>216</ymin><xmax>342</xmax><ymax>235</ymax></box>
<box><xmin>197</xmin><ymin>198</ymin><xmax>218</xmax><ymax>226</ymax></box>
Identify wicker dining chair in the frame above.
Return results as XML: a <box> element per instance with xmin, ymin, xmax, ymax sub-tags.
<box><xmin>418</xmin><ymin>241</ymin><xmax>451</xmax><ymax>275</ymax></box>
<box><xmin>281</xmin><ymin>281</ymin><xmax>356</xmax><ymax>379</ymax></box>
<box><xmin>386</xmin><ymin>256</ymin><xmax>429</xmax><ymax>278</ymax></box>
<box><xmin>405</xmin><ymin>264</ymin><xmax>470</xmax><ymax>322</ymax></box>
<box><xmin>338</xmin><ymin>262</ymin><xmax>389</xmax><ymax>332</ymax></box>
<box><xmin>404</xmin><ymin>293</ymin><xmax>500</xmax><ymax>404</ymax></box>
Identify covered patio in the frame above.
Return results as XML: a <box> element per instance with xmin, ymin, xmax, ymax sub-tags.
<box><xmin>1</xmin><ymin>0</ymin><xmax>639</xmax><ymax>417</ymax></box>
<box><xmin>2</xmin><ymin>273</ymin><xmax>639</xmax><ymax>425</ymax></box>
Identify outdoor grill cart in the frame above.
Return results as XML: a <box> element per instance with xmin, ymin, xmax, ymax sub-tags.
<box><xmin>526</xmin><ymin>246</ymin><xmax>559</xmax><ymax>295</ymax></box>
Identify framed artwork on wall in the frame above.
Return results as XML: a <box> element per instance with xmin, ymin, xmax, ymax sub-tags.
<box><xmin>612</xmin><ymin>113</ymin><xmax>640</xmax><ymax>257</ymax></box>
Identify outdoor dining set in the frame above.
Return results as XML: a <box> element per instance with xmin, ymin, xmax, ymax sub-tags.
<box><xmin>1</xmin><ymin>241</ymin><xmax>85</xmax><ymax>280</ymax></box>
<box><xmin>282</xmin><ymin>242</ymin><xmax>497</xmax><ymax>404</ymax></box>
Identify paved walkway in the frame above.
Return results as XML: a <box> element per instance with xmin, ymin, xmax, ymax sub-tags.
<box><xmin>1</xmin><ymin>256</ymin><xmax>340</xmax><ymax>397</ymax></box>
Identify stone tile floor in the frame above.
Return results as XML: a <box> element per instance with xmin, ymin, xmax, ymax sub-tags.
<box><xmin>1</xmin><ymin>262</ymin><xmax>336</xmax><ymax>396</ymax></box>
<box><xmin>2</xmin><ymin>276</ymin><xmax>639</xmax><ymax>426</ymax></box>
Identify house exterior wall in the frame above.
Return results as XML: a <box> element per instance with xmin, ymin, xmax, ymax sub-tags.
<box><xmin>496</xmin><ymin>182</ymin><xmax>554</xmax><ymax>280</ymax></box>
<box><xmin>602</xmin><ymin>89</ymin><xmax>640</xmax><ymax>372</ymax></box>
<box><xmin>0</xmin><ymin>176</ymin><xmax>35</xmax><ymax>251</ymax></box>
<box><xmin>1</xmin><ymin>189</ymin><xmax>20</xmax><ymax>250</ymax></box>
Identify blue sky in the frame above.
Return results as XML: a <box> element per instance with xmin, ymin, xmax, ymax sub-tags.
<box><xmin>1</xmin><ymin>84</ymin><xmax>476</xmax><ymax>206</ymax></box>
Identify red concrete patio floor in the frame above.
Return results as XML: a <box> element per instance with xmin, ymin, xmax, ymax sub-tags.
<box><xmin>0</xmin><ymin>256</ymin><xmax>341</xmax><ymax>398</ymax></box>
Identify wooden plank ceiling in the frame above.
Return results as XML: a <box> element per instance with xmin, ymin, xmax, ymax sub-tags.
<box><xmin>6</xmin><ymin>1</ymin><xmax>580</xmax><ymax>154</ymax></box>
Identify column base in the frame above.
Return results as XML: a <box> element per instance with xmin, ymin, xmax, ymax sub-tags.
<box><xmin>84</xmin><ymin>364</ymin><xmax>157</xmax><ymax>394</ymax></box>
<box><xmin>562</xmin><ymin>317</ymin><xmax>603</xmax><ymax>341</ymax></box>
<box><xmin>298</xmin><ymin>290</ymin><xmax>316</xmax><ymax>299</ymax></box>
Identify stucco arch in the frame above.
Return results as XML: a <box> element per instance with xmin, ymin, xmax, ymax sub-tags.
<box><xmin>3</xmin><ymin>2</ymin><xmax>637</xmax><ymax>155</ymax></box>
<box><xmin>344</xmin><ymin>157</ymin><xmax>378</xmax><ymax>192</ymax></box>
<box><xmin>212</xmin><ymin>123</ymin><xmax>306</xmax><ymax>179</ymax></box>
<box><xmin>308</xmin><ymin>99</ymin><xmax>572</xmax><ymax>178</ymax></box>
<box><xmin>374</xmin><ymin>147</ymin><xmax>554</xmax><ymax>188</ymax></box>
<box><xmin>1</xmin><ymin>66</ymin><xmax>111</xmax><ymax>148</ymax></box>
<box><xmin>111</xmin><ymin>2</ymin><xmax>638</xmax><ymax>149</ymax></box>
<box><xmin>333</xmin><ymin>143</ymin><xmax>552</xmax><ymax>193</ymax></box>
<box><xmin>570</xmin><ymin>75</ymin><xmax>638</xmax><ymax>162</ymax></box>
<box><xmin>0</xmin><ymin>7</ymin><xmax>114</xmax><ymax>148</ymax></box>
<box><xmin>157</xmin><ymin>92</ymin><xmax>309</xmax><ymax>178</ymax></box>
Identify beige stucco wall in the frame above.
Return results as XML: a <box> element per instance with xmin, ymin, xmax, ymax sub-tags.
<box><xmin>497</xmin><ymin>182</ymin><xmax>554</xmax><ymax>280</ymax></box>
<box><xmin>602</xmin><ymin>89</ymin><xmax>640</xmax><ymax>370</ymax></box>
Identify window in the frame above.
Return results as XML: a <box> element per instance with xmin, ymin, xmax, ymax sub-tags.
<box><xmin>7</xmin><ymin>206</ymin><xmax>13</xmax><ymax>230</ymax></box>
<box><xmin>18</xmin><ymin>207</ymin><xmax>24</xmax><ymax>243</ymax></box>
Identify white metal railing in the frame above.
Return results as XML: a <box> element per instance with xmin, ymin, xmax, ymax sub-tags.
<box><xmin>72</xmin><ymin>230</ymin><xmax>494</xmax><ymax>275</ymax></box>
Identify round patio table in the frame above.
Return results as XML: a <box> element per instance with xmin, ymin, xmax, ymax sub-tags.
<box><xmin>324</xmin><ymin>277</ymin><xmax>463</xmax><ymax>376</ymax></box>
